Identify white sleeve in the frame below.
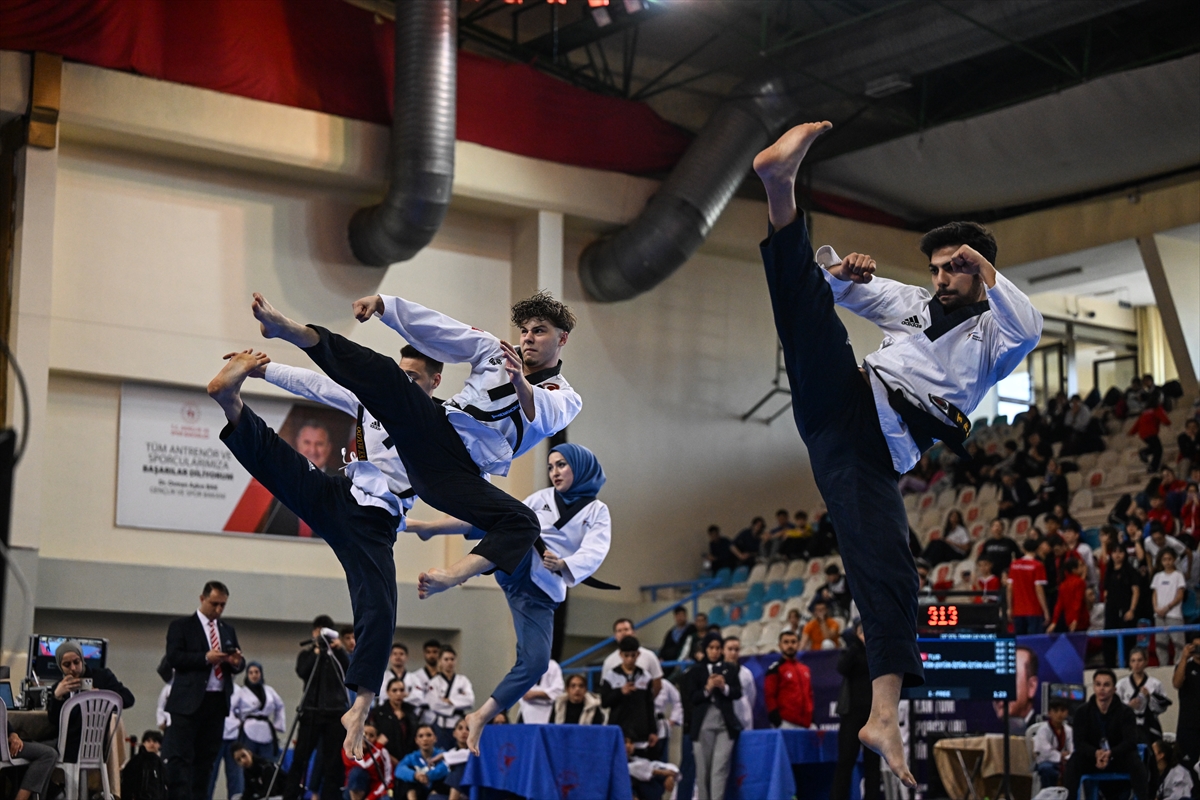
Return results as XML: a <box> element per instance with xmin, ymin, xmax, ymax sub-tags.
<box><xmin>262</xmin><ymin>362</ymin><xmax>359</xmax><ymax>417</ymax></box>
<box><xmin>742</xmin><ymin>668</ymin><xmax>757</xmax><ymax>710</ymax></box>
<box><xmin>1032</xmin><ymin>725</ymin><xmax>1056</xmax><ymax>763</ymax></box>
<box><xmin>984</xmin><ymin>271</ymin><xmax>1043</xmax><ymax>380</ymax></box>
<box><xmin>530</xmin><ymin>383</ymin><xmax>583</xmax><ymax>437</ymax></box>
<box><xmin>821</xmin><ymin>269</ymin><xmax>932</xmax><ymax>331</ymax></box>
<box><xmin>1064</xmin><ymin>724</ymin><xmax>1073</xmax><ymax>758</ymax></box>
<box><xmin>156</xmin><ymin>686</ymin><xmax>171</xmax><ymax>728</ymax></box>
<box><xmin>454</xmin><ymin>677</ymin><xmax>475</xmax><ymax>712</ymax></box>
<box><xmin>270</xmin><ymin>687</ymin><xmax>287</xmax><ymax>732</ymax></box>
<box><xmin>643</xmin><ymin>651</ymin><xmax>664</xmax><ymax>680</ymax></box>
<box><xmin>379</xmin><ymin>295</ymin><xmax>501</xmax><ymax>368</ymax></box>
<box><xmin>543</xmin><ymin>661</ymin><xmax>564</xmax><ymax>703</ymax></box>
<box><xmin>560</xmin><ymin>503</ymin><xmax>612</xmax><ymax>588</ymax></box>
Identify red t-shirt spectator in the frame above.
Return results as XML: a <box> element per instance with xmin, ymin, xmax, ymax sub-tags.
<box><xmin>1147</xmin><ymin>506</ymin><xmax>1176</xmax><ymax>536</ymax></box>
<box><xmin>764</xmin><ymin>655</ymin><xmax>813</xmax><ymax>727</ymax></box>
<box><xmin>974</xmin><ymin>574</ymin><xmax>1001</xmax><ymax>602</ymax></box>
<box><xmin>1129</xmin><ymin>407</ymin><xmax>1170</xmax><ymax>440</ymax></box>
<box><xmin>341</xmin><ymin>741</ymin><xmax>393</xmax><ymax>800</ymax></box>
<box><xmin>1007</xmin><ymin>556</ymin><xmax>1047</xmax><ymax>618</ymax></box>
<box><xmin>1051</xmin><ymin>573</ymin><xmax>1088</xmax><ymax>631</ymax></box>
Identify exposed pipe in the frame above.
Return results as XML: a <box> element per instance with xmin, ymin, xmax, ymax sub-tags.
<box><xmin>348</xmin><ymin>0</ymin><xmax>456</xmax><ymax>267</ymax></box>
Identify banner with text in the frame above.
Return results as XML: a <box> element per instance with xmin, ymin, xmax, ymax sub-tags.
<box><xmin>117</xmin><ymin>383</ymin><xmax>355</xmax><ymax>538</ymax></box>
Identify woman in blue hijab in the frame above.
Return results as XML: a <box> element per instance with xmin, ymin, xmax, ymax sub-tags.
<box><xmin>405</xmin><ymin>442</ymin><xmax>615</xmax><ymax>752</ymax></box>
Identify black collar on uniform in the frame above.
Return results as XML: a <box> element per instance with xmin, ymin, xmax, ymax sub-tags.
<box><xmin>925</xmin><ymin>297</ymin><xmax>990</xmax><ymax>342</ymax></box>
<box><xmin>486</xmin><ymin>360</ymin><xmax>564</xmax><ymax>401</ymax></box>
<box><xmin>553</xmin><ymin>492</ymin><xmax>596</xmax><ymax>529</ymax></box>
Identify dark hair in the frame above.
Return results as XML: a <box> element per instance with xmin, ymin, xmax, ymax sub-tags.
<box><xmin>511</xmin><ymin>290</ymin><xmax>576</xmax><ymax>333</ymax></box>
<box><xmin>824</xmin><ymin>564</ymin><xmax>841</xmax><ymax>575</ymax></box>
<box><xmin>919</xmin><ymin>221</ymin><xmax>998</xmax><ymax>267</ymax></box>
<box><xmin>619</xmin><ymin>636</ymin><xmax>641</xmax><ymax>653</ymax></box>
<box><xmin>1018</xmin><ymin>646</ymin><xmax>1039</xmax><ymax>677</ymax></box>
<box><xmin>423</xmin><ymin>639</ymin><xmax>441</xmax><ymax>650</ymax></box>
<box><xmin>1093</xmin><ymin>668</ymin><xmax>1117</xmax><ymax>685</ymax></box>
<box><xmin>1063</xmin><ymin>557</ymin><xmax>1080</xmax><ymax>573</ymax></box>
<box><xmin>779</xmin><ymin>629</ymin><xmax>799</xmax><ymax>641</ymax></box>
<box><xmin>392</xmin><ymin>642</ymin><xmax>408</xmax><ymax>654</ymax></box>
<box><xmin>613</xmin><ymin>618</ymin><xmax>634</xmax><ymax>631</ymax></box>
<box><xmin>776</xmin><ymin>509</ymin><xmax>789</xmax><ymax>517</ymax></box>
<box><xmin>707</xmin><ymin>525</ymin><xmax>720</xmax><ymax>534</ymax></box>
<box><xmin>723</xmin><ymin>635</ymin><xmax>740</xmax><ymax>644</ymax></box>
<box><xmin>794</xmin><ymin>510</ymin><xmax>807</xmax><ymax>519</ymax></box>
<box><xmin>387</xmin><ymin>677</ymin><xmax>406</xmax><ymax>692</ymax></box>
<box><xmin>566</xmin><ymin>674</ymin><xmax>588</xmax><ymax>689</ymax></box>
<box><xmin>1044</xmin><ymin>515</ymin><xmax>1062</xmax><ymax>528</ymax></box>
<box><xmin>312</xmin><ymin>615</ymin><xmax>335</xmax><ymax>630</ymax></box>
<box><xmin>1047</xmin><ymin>534</ymin><xmax>1065</xmax><ymax>548</ymax></box>
<box><xmin>1048</xmin><ymin>698</ymin><xmax>1070</xmax><ymax>712</ymax></box>
<box><xmin>231</xmin><ymin>742</ymin><xmax>248</xmax><ymax>754</ymax></box>
<box><xmin>415</xmin><ymin>724</ymin><xmax>436</xmax><ymax>736</ymax></box>
<box><xmin>202</xmin><ymin>581</ymin><xmax>230</xmax><ymax>598</ymax></box>
<box><xmin>1128</xmin><ymin>647</ymin><xmax>1148</xmax><ymax>664</ymax></box>
<box><xmin>694</xmin><ymin>611</ymin><xmax>708</xmax><ymax>620</ymax></box>
<box><xmin>673</xmin><ymin>606</ymin><xmax>687</xmax><ymax>615</ymax></box>
<box><xmin>439</xmin><ymin>645</ymin><xmax>457</xmax><ymax>657</ymax></box>
<box><xmin>976</xmin><ymin>555</ymin><xmax>992</xmax><ymax>565</ymax></box>
<box><xmin>142</xmin><ymin>729</ymin><xmax>164</xmax><ymax>744</ymax></box>
<box><xmin>399</xmin><ymin>344</ymin><xmax>443</xmax><ymax>377</ymax></box>
<box><xmin>338</xmin><ymin>625</ymin><xmax>355</xmax><ymax>638</ymax></box>
<box><xmin>1023</xmin><ymin>538</ymin><xmax>1040</xmax><ymax>553</ymax></box>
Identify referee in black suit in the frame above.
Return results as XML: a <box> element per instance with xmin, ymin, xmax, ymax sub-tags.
<box><xmin>162</xmin><ymin>580</ymin><xmax>244</xmax><ymax>800</ymax></box>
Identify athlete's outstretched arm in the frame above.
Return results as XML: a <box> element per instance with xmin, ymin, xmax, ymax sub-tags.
<box><xmin>821</xmin><ymin>249</ymin><xmax>931</xmax><ymax>330</ymax></box>
<box><xmin>354</xmin><ymin>293</ymin><xmax>501</xmax><ymax>370</ymax></box>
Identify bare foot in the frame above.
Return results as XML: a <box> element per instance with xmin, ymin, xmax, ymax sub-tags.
<box><xmin>208</xmin><ymin>350</ymin><xmax>269</xmax><ymax>423</ymax></box>
<box><xmin>418</xmin><ymin>568</ymin><xmax>465</xmax><ymax>599</ymax></box>
<box><xmin>859</xmin><ymin>716</ymin><xmax>916</xmax><ymax>788</ymax></box>
<box><xmin>251</xmin><ymin>293</ymin><xmax>319</xmax><ymax>347</ymax></box>
<box><xmin>464</xmin><ymin>708</ymin><xmax>488</xmax><ymax>756</ymax></box>
<box><xmin>341</xmin><ymin>693</ymin><xmax>374</xmax><ymax>759</ymax></box>
<box><xmin>752</xmin><ymin>121</ymin><xmax>832</xmax><ymax>183</ymax></box>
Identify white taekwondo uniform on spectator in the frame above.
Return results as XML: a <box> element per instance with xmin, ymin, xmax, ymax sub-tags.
<box><xmin>405</xmin><ymin>667</ymin><xmax>439</xmax><ymax>725</ymax></box>
<box><xmin>1032</xmin><ymin>721</ymin><xmax>1074</xmax><ymax>765</ymax></box>
<box><xmin>378</xmin><ymin>295</ymin><xmax>582</xmax><ymax>477</ymax></box>
<box><xmin>231</xmin><ymin>683</ymin><xmax>286</xmax><ymax>746</ymax></box>
<box><xmin>518</xmin><ymin>659</ymin><xmax>564</xmax><ymax>725</ymax></box>
<box><xmin>522</xmin><ymin>487</ymin><xmax>612</xmax><ymax>603</ymax></box>
<box><xmin>654</xmin><ymin>677</ymin><xmax>683</xmax><ymax>741</ymax></box>
<box><xmin>602</xmin><ymin>647</ymin><xmax>663</xmax><ymax>685</ymax></box>
<box><xmin>262</xmin><ymin>363</ymin><xmax>414</xmax><ymax>522</ymax></box>
<box><xmin>428</xmin><ymin>672</ymin><xmax>475</xmax><ymax>730</ymax></box>
<box><xmin>816</xmin><ymin>246</ymin><xmax>1043</xmax><ymax>473</ymax></box>
<box><xmin>156</xmin><ymin>683</ymin><xmax>172</xmax><ymax>729</ymax></box>
<box><xmin>733</xmin><ymin>663</ymin><xmax>757</xmax><ymax>731</ymax></box>
<box><xmin>1116</xmin><ymin>673</ymin><xmax>1169</xmax><ymax>726</ymax></box>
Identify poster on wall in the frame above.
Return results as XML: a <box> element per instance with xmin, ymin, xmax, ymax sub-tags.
<box><xmin>116</xmin><ymin>383</ymin><xmax>355</xmax><ymax>538</ymax></box>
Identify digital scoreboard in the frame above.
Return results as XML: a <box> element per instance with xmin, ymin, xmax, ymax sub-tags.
<box><xmin>903</xmin><ymin>632</ymin><xmax>1017</xmax><ymax>701</ymax></box>
<box><xmin>918</xmin><ymin>601</ymin><xmax>1003</xmax><ymax>634</ymax></box>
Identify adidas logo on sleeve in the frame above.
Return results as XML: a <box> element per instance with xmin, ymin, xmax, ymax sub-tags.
<box><xmin>901</xmin><ymin>316</ymin><xmax>922</xmax><ymax>328</ymax></box>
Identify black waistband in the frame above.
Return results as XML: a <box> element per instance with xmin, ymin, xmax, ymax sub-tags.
<box><xmin>869</xmin><ymin>367</ymin><xmax>971</xmax><ymax>459</ymax></box>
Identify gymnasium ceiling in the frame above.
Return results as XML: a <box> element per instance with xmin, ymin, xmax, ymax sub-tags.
<box><xmin>448</xmin><ymin>0</ymin><xmax>1200</xmax><ymax>226</ymax></box>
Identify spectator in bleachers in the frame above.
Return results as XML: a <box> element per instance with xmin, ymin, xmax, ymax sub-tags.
<box><xmin>603</xmin><ymin>637</ymin><xmax>658</xmax><ymax>754</ymax></box>
<box><xmin>705</xmin><ymin>525</ymin><xmax>736</xmax><ymax>575</ymax></box>
<box><xmin>978</xmin><ymin>519</ymin><xmax>1021</xmax><ymax>576</ymax></box>
<box><xmin>1018</xmin><ymin>431</ymin><xmax>1052</xmax><ymax>478</ymax></box>
<box><xmin>998</xmin><ymin>471</ymin><xmax>1035</xmax><ymax>519</ymax></box>
<box><xmin>1151</xmin><ymin>549</ymin><xmax>1187</xmax><ymax>665</ymax></box>
<box><xmin>693</xmin><ymin>612</ymin><xmax>711</xmax><ymax>637</ymax></box>
<box><xmin>518</xmin><ymin>659</ymin><xmax>563</xmax><ymax>724</ymax></box>
<box><xmin>1102</xmin><ymin>544</ymin><xmax>1140</xmax><ymax>668</ymax></box>
<box><xmin>393</xmin><ymin>725</ymin><xmax>449</xmax><ymax>800</ymax></box>
<box><xmin>123</xmin><ymin>730</ymin><xmax>167</xmax><ymax>800</ymax></box>
<box><xmin>1173</xmin><ymin>635</ymin><xmax>1200</xmax><ymax>762</ymax></box>
<box><xmin>1180</xmin><ymin>483</ymin><xmax>1199</xmax><ymax>546</ymax></box>
<box><xmin>1146</xmin><ymin>495</ymin><xmax>1177</xmax><ymax>537</ymax></box>
<box><xmin>1043</xmin><ymin>533</ymin><xmax>1069</xmax><ymax>612</ymax></box>
<box><xmin>659</xmin><ymin>606</ymin><xmax>698</xmax><ymax>665</ymax></box>
<box><xmin>1063</xmin><ymin>669</ymin><xmax>1147</xmax><ymax>800</ymax></box>
<box><xmin>814</xmin><ymin>564</ymin><xmax>853</xmax><ymax>618</ymax></box>
<box><xmin>1144</xmin><ymin>522</ymin><xmax>1189</xmax><ymax>572</ymax></box>
<box><xmin>1032</xmin><ymin>460</ymin><xmax>1069</xmax><ymax>517</ymax></box>
<box><xmin>783</xmin><ymin>608</ymin><xmax>802</xmax><ymax>637</ymax></box>
<box><xmin>922</xmin><ymin>509</ymin><xmax>972</xmax><ymax>566</ymax></box>
<box><xmin>807</xmin><ymin>511</ymin><xmax>838</xmax><ymax>558</ymax></box>
<box><xmin>800</xmin><ymin>599</ymin><xmax>841</xmax><ymax>651</ymax></box>
<box><xmin>764</xmin><ymin>630</ymin><xmax>812</xmax><ymax>729</ymax></box>
<box><xmin>1087</xmin><ymin>587</ymin><xmax>1104</xmax><ymax>632</ymax></box>
<box><xmin>723</xmin><ymin>637</ymin><xmax>756</xmax><ymax>732</ymax></box>
<box><xmin>379</xmin><ymin>643</ymin><xmax>408</xmax><ymax>703</ymax></box>
<box><xmin>550</xmin><ymin>674</ymin><xmax>605</xmax><ymax>725</ymax></box>
<box><xmin>626</xmin><ymin>734</ymin><xmax>679</xmax><ymax>800</ymax></box>
<box><xmin>428</xmin><ymin>647</ymin><xmax>474</xmax><ymax>749</ymax></box>
<box><xmin>780</xmin><ymin>510</ymin><xmax>815</xmax><ymax>559</ymax></box>
<box><xmin>437</xmin><ymin>718</ymin><xmax>471</xmax><ymax>800</ymax></box>
<box><xmin>915</xmin><ymin>558</ymin><xmax>933</xmax><ymax>596</ymax></box>
<box><xmin>1033</xmin><ymin>698</ymin><xmax>1074</xmax><ymax>789</ymax></box>
<box><xmin>1061</xmin><ymin>521</ymin><xmax>1097</xmax><ymax>586</ymax></box>
<box><xmin>1123</xmin><ymin>378</ymin><xmax>1146</xmax><ymax>419</ymax></box>
<box><xmin>1052</xmin><ymin>502</ymin><xmax>1078</xmax><ymax>534</ymax></box>
<box><xmin>832</xmin><ymin>623</ymin><xmax>877</xmax><ymax>800</ymax></box>
<box><xmin>1150</xmin><ymin>740</ymin><xmax>1195</xmax><ymax>800</ymax></box>
<box><xmin>765</xmin><ymin>509</ymin><xmax>796</xmax><ymax>560</ymax></box>
<box><xmin>1178</xmin><ymin>419</ymin><xmax>1199</xmax><ymax>474</ymax></box>
<box><xmin>1008</xmin><ymin>538</ymin><xmax>1051</xmax><ymax>634</ymax></box>
<box><xmin>898</xmin><ymin>453</ymin><xmax>938</xmax><ymax>495</ymax></box>
<box><xmin>370</xmin><ymin>678</ymin><xmax>418</xmax><ymax>762</ymax></box>
<box><xmin>685</xmin><ymin>633</ymin><xmax>742</xmax><ymax>800</ymax></box>
<box><xmin>340</xmin><ymin>722</ymin><xmax>393</xmax><ymax>800</ymax></box>
<box><xmin>1017</xmin><ymin>404</ymin><xmax>1047</xmax><ymax>444</ymax></box>
<box><xmin>1158</xmin><ymin>467</ymin><xmax>1189</xmax><ymax>518</ymax></box>
<box><xmin>1047</xmin><ymin>558</ymin><xmax>1088</xmax><ymax>633</ymax></box>
<box><xmin>1131</xmin><ymin>399</ymin><xmax>1172</xmax><ymax>473</ymax></box>
<box><xmin>973</xmin><ymin>557</ymin><xmax>1000</xmax><ymax>601</ymax></box>
<box><xmin>603</xmin><ymin>619</ymin><xmax>664</xmax><ymax>699</ymax></box>
<box><xmin>730</xmin><ymin>518</ymin><xmax>764</xmax><ymax>568</ymax></box>
<box><xmin>1116</xmin><ymin>648</ymin><xmax>1168</xmax><ymax>742</ymax></box>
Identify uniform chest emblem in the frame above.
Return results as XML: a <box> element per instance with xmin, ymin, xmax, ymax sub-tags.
<box><xmin>901</xmin><ymin>315</ymin><xmax>922</xmax><ymax>328</ymax></box>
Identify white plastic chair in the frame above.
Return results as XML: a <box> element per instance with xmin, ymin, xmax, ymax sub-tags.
<box><xmin>765</xmin><ymin>561</ymin><xmax>788</xmax><ymax>583</ymax></box>
<box><xmin>784</xmin><ymin>559</ymin><xmax>809</xmax><ymax>581</ymax></box>
<box><xmin>55</xmin><ymin>689</ymin><xmax>123</xmax><ymax>800</ymax></box>
<box><xmin>1070</xmin><ymin>488</ymin><xmax>1094</xmax><ymax>514</ymax></box>
<box><xmin>0</xmin><ymin>703</ymin><xmax>29</xmax><ymax>772</ymax></box>
<box><xmin>746</xmin><ymin>563</ymin><xmax>769</xmax><ymax>585</ymax></box>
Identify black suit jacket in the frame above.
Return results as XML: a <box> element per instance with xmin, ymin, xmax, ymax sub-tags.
<box><xmin>164</xmin><ymin>613</ymin><xmax>243</xmax><ymax>716</ymax></box>
<box><xmin>684</xmin><ymin>660</ymin><xmax>743</xmax><ymax>740</ymax></box>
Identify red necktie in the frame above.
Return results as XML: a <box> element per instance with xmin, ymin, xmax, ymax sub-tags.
<box><xmin>208</xmin><ymin>621</ymin><xmax>224</xmax><ymax>681</ymax></box>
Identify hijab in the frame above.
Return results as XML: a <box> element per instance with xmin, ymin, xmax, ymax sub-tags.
<box><xmin>550</xmin><ymin>443</ymin><xmax>606</xmax><ymax>526</ymax></box>
<box><xmin>244</xmin><ymin>661</ymin><xmax>267</xmax><ymax>707</ymax></box>
<box><xmin>700</xmin><ymin>631</ymin><xmax>725</xmax><ymax>665</ymax></box>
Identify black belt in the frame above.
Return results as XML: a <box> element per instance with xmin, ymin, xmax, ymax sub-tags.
<box><xmin>870</xmin><ymin>367</ymin><xmax>971</xmax><ymax>459</ymax></box>
<box><xmin>481</xmin><ymin>537</ymin><xmax>619</xmax><ymax>590</ymax></box>
<box><xmin>449</xmin><ymin>400</ymin><xmax>527</xmax><ymax>455</ymax></box>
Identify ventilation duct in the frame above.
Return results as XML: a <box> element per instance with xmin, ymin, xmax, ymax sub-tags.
<box><xmin>349</xmin><ymin>0</ymin><xmax>456</xmax><ymax>266</ymax></box>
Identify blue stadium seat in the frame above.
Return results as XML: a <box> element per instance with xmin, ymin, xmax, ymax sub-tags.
<box><xmin>745</xmin><ymin>603</ymin><xmax>764</xmax><ymax>622</ymax></box>
<box><xmin>730</xmin><ymin>565</ymin><xmax>750</xmax><ymax>585</ymax></box>
<box><xmin>1081</xmin><ymin>527</ymin><xmax>1102</xmax><ymax>550</ymax></box>
<box><xmin>707</xmin><ymin>606</ymin><xmax>728</xmax><ymax>627</ymax></box>
<box><xmin>765</xmin><ymin>582</ymin><xmax>786</xmax><ymax>602</ymax></box>
<box><xmin>713</xmin><ymin>567</ymin><xmax>732</xmax><ymax>588</ymax></box>
<box><xmin>745</xmin><ymin>583</ymin><xmax>766</xmax><ymax>604</ymax></box>
<box><xmin>785</xmin><ymin>578</ymin><xmax>805</xmax><ymax>598</ymax></box>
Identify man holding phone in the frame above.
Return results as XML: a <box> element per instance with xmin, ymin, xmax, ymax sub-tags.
<box><xmin>45</xmin><ymin>640</ymin><xmax>136</xmax><ymax>759</ymax></box>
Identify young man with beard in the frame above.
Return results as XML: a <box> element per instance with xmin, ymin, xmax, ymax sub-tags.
<box><xmin>753</xmin><ymin>121</ymin><xmax>1042</xmax><ymax>785</ymax></box>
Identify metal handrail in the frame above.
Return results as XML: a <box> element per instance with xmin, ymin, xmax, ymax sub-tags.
<box><xmin>640</xmin><ymin>578</ymin><xmax>717</xmax><ymax>602</ymax></box>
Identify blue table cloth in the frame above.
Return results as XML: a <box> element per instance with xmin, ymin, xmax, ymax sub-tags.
<box><xmin>728</xmin><ymin>728</ymin><xmax>856</xmax><ymax>800</ymax></box>
<box><xmin>461</xmin><ymin>723</ymin><xmax>633</xmax><ymax>800</ymax></box>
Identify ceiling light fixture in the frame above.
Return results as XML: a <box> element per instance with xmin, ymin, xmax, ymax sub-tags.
<box><xmin>1028</xmin><ymin>266</ymin><xmax>1084</xmax><ymax>285</ymax></box>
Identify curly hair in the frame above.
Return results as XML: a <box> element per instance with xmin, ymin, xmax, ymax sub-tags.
<box><xmin>511</xmin><ymin>290</ymin><xmax>576</xmax><ymax>333</ymax></box>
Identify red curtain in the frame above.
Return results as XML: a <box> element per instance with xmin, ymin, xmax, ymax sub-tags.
<box><xmin>0</xmin><ymin>0</ymin><xmax>691</xmax><ymax>174</ymax></box>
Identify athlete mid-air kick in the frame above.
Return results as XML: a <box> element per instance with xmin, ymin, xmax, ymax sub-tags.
<box><xmin>753</xmin><ymin>120</ymin><xmax>1042</xmax><ymax>784</ymax></box>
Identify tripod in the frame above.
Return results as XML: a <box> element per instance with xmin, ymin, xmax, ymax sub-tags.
<box><xmin>265</xmin><ymin>637</ymin><xmax>347</xmax><ymax>799</ymax></box>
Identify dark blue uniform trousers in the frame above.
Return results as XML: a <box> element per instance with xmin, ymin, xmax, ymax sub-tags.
<box><xmin>301</xmin><ymin>326</ymin><xmax>541</xmax><ymax>575</ymax></box>
<box><xmin>491</xmin><ymin>550</ymin><xmax>558</xmax><ymax>709</ymax></box>
<box><xmin>221</xmin><ymin>404</ymin><xmax>397</xmax><ymax>693</ymax></box>
<box><xmin>761</xmin><ymin>217</ymin><xmax>924</xmax><ymax>686</ymax></box>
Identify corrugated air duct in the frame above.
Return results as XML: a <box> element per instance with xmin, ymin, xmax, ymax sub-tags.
<box><xmin>349</xmin><ymin>0</ymin><xmax>456</xmax><ymax>266</ymax></box>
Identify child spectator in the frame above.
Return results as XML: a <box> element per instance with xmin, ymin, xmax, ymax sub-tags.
<box><xmin>394</xmin><ymin>725</ymin><xmax>449</xmax><ymax>800</ymax></box>
<box><xmin>1151</xmin><ymin>739</ymin><xmax>1195</xmax><ymax>800</ymax></box>
<box><xmin>341</xmin><ymin>722</ymin><xmax>394</xmax><ymax>800</ymax></box>
<box><xmin>1151</xmin><ymin>550</ymin><xmax>1187</xmax><ymax>665</ymax></box>
<box><xmin>1116</xmin><ymin>648</ymin><xmax>1168</xmax><ymax>741</ymax></box>
<box><xmin>122</xmin><ymin>730</ymin><xmax>167</xmax><ymax>800</ymax></box>
<box><xmin>1180</xmin><ymin>483</ymin><xmax>1199</xmax><ymax>546</ymax></box>
<box><xmin>1032</xmin><ymin>698</ymin><xmax>1074</xmax><ymax>788</ymax></box>
<box><xmin>973</xmin><ymin>557</ymin><xmax>1000</xmax><ymax>602</ymax></box>
<box><xmin>626</xmin><ymin>735</ymin><xmax>679</xmax><ymax>800</ymax></box>
<box><xmin>1048</xmin><ymin>558</ymin><xmax>1088</xmax><ymax>633</ymax></box>
<box><xmin>436</xmin><ymin>718</ymin><xmax>471</xmax><ymax>800</ymax></box>
<box><xmin>601</xmin><ymin>637</ymin><xmax>658</xmax><ymax>753</ymax></box>
<box><xmin>800</xmin><ymin>599</ymin><xmax>841</xmax><ymax>651</ymax></box>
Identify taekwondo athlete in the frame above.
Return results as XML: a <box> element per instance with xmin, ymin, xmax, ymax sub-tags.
<box><xmin>208</xmin><ymin>348</ymin><xmax>431</xmax><ymax>757</ymax></box>
<box><xmin>408</xmin><ymin>442</ymin><xmax>613</xmax><ymax>754</ymax></box>
<box><xmin>752</xmin><ymin>121</ymin><xmax>1043</xmax><ymax>785</ymax></box>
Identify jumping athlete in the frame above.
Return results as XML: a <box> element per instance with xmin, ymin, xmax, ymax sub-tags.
<box><xmin>207</xmin><ymin>347</ymin><xmax>433</xmax><ymax>758</ymax></box>
<box><xmin>408</xmin><ymin>442</ymin><xmax>612</xmax><ymax>754</ymax></box>
<box><xmin>753</xmin><ymin>121</ymin><xmax>1043</xmax><ymax>784</ymax></box>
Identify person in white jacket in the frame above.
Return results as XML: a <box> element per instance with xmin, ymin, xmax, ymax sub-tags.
<box><xmin>409</xmin><ymin>443</ymin><xmax>613</xmax><ymax>755</ymax></box>
<box><xmin>753</xmin><ymin>121</ymin><xmax>1042</xmax><ymax>788</ymax></box>
<box><xmin>518</xmin><ymin>659</ymin><xmax>563</xmax><ymax>725</ymax></box>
